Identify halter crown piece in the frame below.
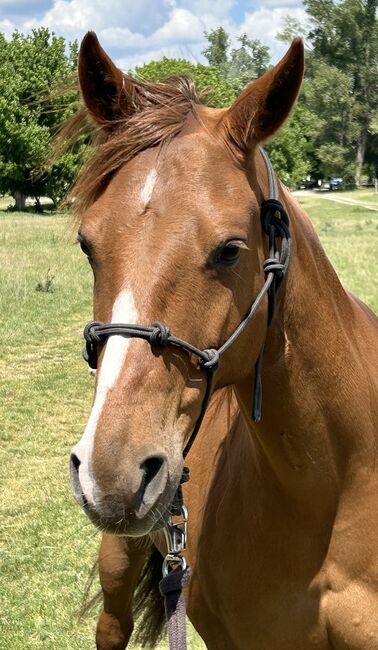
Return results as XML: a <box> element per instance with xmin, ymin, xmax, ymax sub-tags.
<box><xmin>81</xmin><ymin>148</ymin><xmax>291</xmax><ymax>650</ymax></box>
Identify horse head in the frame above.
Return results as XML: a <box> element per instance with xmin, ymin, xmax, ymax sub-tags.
<box><xmin>70</xmin><ymin>32</ymin><xmax>304</xmax><ymax>536</ymax></box>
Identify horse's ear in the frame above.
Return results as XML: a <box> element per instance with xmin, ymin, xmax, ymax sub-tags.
<box><xmin>223</xmin><ymin>38</ymin><xmax>304</xmax><ymax>152</ymax></box>
<box><xmin>78</xmin><ymin>32</ymin><xmax>133</xmax><ymax>129</ymax></box>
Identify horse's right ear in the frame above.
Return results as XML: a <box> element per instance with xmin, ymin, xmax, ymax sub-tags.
<box><xmin>78</xmin><ymin>32</ymin><xmax>134</xmax><ymax>129</ymax></box>
<box><xmin>223</xmin><ymin>38</ymin><xmax>304</xmax><ymax>153</ymax></box>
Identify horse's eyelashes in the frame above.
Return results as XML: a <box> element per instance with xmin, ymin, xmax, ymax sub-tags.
<box><xmin>214</xmin><ymin>240</ymin><xmax>245</xmax><ymax>267</ymax></box>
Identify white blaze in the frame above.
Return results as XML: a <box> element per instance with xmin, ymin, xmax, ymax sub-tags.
<box><xmin>140</xmin><ymin>168</ymin><xmax>157</xmax><ymax>207</ymax></box>
<box><xmin>73</xmin><ymin>290</ymin><xmax>137</xmax><ymax>504</ymax></box>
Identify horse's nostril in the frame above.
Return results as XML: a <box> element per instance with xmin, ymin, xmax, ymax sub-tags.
<box><xmin>140</xmin><ymin>456</ymin><xmax>164</xmax><ymax>488</ymax></box>
<box><xmin>135</xmin><ymin>455</ymin><xmax>166</xmax><ymax>514</ymax></box>
<box><xmin>70</xmin><ymin>452</ymin><xmax>81</xmax><ymax>472</ymax></box>
<box><xmin>70</xmin><ymin>452</ymin><xmax>90</xmax><ymax>509</ymax></box>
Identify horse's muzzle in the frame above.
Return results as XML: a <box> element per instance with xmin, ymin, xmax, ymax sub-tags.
<box><xmin>69</xmin><ymin>449</ymin><xmax>173</xmax><ymax>535</ymax></box>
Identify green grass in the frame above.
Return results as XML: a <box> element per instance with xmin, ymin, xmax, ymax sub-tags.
<box><xmin>329</xmin><ymin>187</ymin><xmax>378</xmax><ymax>204</ymax></box>
<box><xmin>295</xmin><ymin>194</ymin><xmax>377</xmax><ymax>311</ymax></box>
<box><xmin>1</xmin><ymin>196</ymin><xmax>377</xmax><ymax>649</ymax></box>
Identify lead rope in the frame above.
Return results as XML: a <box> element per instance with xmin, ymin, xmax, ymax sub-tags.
<box><xmin>159</xmin><ymin>481</ymin><xmax>191</xmax><ymax>650</ymax></box>
<box><xmin>81</xmin><ymin>149</ymin><xmax>290</xmax><ymax>649</ymax></box>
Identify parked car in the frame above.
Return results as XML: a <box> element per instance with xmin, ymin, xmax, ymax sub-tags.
<box><xmin>298</xmin><ymin>178</ymin><xmax>319</xmax><ymax>189</ymax></box>
<box><xmin>329</xmin><ymin>178</ymin><xmax>343</xmax><ymax>190</ymax></box>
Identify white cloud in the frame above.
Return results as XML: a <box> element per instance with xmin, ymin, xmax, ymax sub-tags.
<box><xmin>100</xmin><ymin>26</ymin><xmax>145</xmax><ymax>49</ymax></box>
<box><xmin>255</xmin><ymin>0</ymin><xmax>303</xmax><ymax>6</ymax></box>
<box><xmin>239</xmin><ymin>7</ymin><xmax>308</xmax><ymax>61</ymax></box>
<box><xmin>150</xmin><ymin>8</ymin><xmax>203</xmax><ymax>44</ymax></box>
<box><xmin>178</xmin><ymin>0</ymin><xmax>236</xmax><ymax>17</ymax></box>
<box><xmin>115</xmin><ymin>44</ymin><xmax>201</xmax><ymax>71</ymax></box>
<box><xmin>24</xmin><ymin>0</ymin><xmax>174</xmax><ymax>40</ymax></box>
<box><xmin>99</xmin><ymin>8</ymin><xmax>206</xmax><ymax>51</ymax></box>
<box><xmin>0</xmin><ymin>18</ymin><xmax>15</xmax><ymax>39</ymax></box>
<box><xmin>0</xmin><ymin>0</ymin><xmax>309</xmax><ymax>69</ymax></box>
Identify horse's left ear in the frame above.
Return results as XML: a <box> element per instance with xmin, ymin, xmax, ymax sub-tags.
<box><xmin>223</xmin><ymin>38</ymin><xmax>304</xmax><ymax>152</ymax></box>
<box><xmin>78</xmin><ymin>31</ymin><xmax>134</xmax><ymax>129</ymax></box>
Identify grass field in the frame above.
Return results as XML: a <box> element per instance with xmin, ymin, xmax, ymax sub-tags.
<box><xmin>0</xmin><ymin>189</ymin><xmax>377</xmax><ymax>650</ymax></box>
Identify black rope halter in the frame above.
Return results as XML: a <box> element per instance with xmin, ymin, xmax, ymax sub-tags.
<box><xmin>82</xmin><ymin>149</ymin><xmax>291</xmax><ymax>464</ymax></box>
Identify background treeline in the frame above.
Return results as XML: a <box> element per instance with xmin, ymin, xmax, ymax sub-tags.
<box><xmin>0</xmin><ymin>0</ymin><xmax>377</xmax><ymax>209</ymax></box>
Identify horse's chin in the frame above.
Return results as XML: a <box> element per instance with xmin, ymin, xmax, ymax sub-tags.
<box><xmin>82</xmin><ymin>500</ymin><xmax>167</xmax><ymax>537</ymax></box>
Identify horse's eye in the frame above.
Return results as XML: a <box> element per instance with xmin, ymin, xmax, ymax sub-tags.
<box><xmin>77</xmin><ymin>234</ymin><xmax>92</xmax><ymax>260</ymax></box>
<box><xmin>216</xmin><ymin>241</ymin><xmax>242</xmax><ymax>266</ymax></box>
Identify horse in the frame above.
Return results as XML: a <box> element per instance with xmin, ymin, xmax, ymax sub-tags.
<box><xmin>68</xmin><ymin>32</ymin><xmax>378</xmax><ymax>649</ymax></box>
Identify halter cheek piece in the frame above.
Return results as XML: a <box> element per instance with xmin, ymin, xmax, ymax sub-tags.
<box><xmin>82</xmin><ymin>150</ymin><xmax>291</xmax><ymax>459</ymax></box>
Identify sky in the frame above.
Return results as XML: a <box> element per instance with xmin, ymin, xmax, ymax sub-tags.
<box><xmin>0</xmin><ymin>0</ymin><xmax>308</xmax><ymax>70</ymax></box>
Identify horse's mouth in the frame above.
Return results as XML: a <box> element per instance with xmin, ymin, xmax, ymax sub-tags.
<box><xmin>75</xmin><ymin>488</ymin><xmax>171</xmax><ymax>537</ymax></box>
<box><xmin>88</xmin><ymin>505</ymin><xmax>166</xmax><ymax>537</ymax></box>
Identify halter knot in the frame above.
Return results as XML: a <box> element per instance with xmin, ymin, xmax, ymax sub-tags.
<box><xmin>263</xmin><ymin>258</ymin><xmax>285</xmax><ymax>277</ymax></box>
<box><xmin>261</xmin><ymin>198</ymin><xmax>289</xmax><ymax>235</ymax></box>
<box><xmin>151</xmin><ymin>321</ymin><xmax>171</xmax><ymax>346</ymax></box>
<box><xmin>83</xmin><ymin>320</ymin><xmax>103</xmax><ymax>343</ymax></box>
<box><xmin>200</xmin><ymin>348</ymin><xmax>220</xmax><ymax>371</ymax></box>
<box><xmin>83</xmin><ymin>321</ymin><xmax>104</xmax><ymax>369</ymax></box>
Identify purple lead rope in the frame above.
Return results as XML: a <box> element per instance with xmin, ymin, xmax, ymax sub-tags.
<box><xmin>159</xmin><ymin>567</ymin><xmax>192</xmax><ymax>650</ymax></box>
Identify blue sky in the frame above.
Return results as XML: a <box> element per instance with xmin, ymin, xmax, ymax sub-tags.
<box><xmin>0</xmin><ymin>0</ymin><xmax>307</xmax><ymax>70</ymax></box>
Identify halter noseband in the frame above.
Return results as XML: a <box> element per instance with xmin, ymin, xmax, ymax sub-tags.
<box><xmin>82</xmin><ymin>149</ymin><xmax>291</xmax><ymax>460</ymax></box>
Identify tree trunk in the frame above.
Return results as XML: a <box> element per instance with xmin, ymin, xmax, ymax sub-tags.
<box><xmin>14</xmin><ymin>190</ymin><xmax>26</xmax><ymax>211</ymax></box>
<box><xmin>35</xmin><ymin>197</ymin><xmax>43</xmax><ymax>213</ymax></box>
<box><xmin>355</xmin><ymin>122</ymin><xmax>369</xmax><ymax>186</ymax></box>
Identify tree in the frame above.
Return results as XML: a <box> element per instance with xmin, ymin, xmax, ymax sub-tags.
<box><xmin>135</xmin><ymin>57</ymin><xmax>236</xmax><ymax>108</ymax></box>
<box><xmin>303</xmin><ymin>61</ymin><xmax>359</xmax><ymax>181</ymax></box>
<box><xmin>203</xmin><ymin>27</ymin><xmax>310</xmax><ymax>185</ymax></box>
<box><xmin>202</xmin><ymin>28</ymin><xmax>271</xmax><ymax>91</ymax></box>
<box><xmin>276</xmin><ymin>16</ymin><xmax>308</xmax><ymax>44</ymax></box>
<box><xmin>265</xmin><ymin>105</ymin><xmax>313</xmax><ymax>186</ymax></box>
<box><xmin>0</xmin><ymin>28</ymin><xmax>79</xmax><ymax>209</ymax></box>
<box><xmin>228</xmin><ymin>35</ymin><xmax>270</xmax><ymax>94</ymax></box>
<box><xmin>304</xmin><ymin>0</ymin><xmax>378</xmax><ymax>184</ymax></box>
<box><xmin>202</xmin><ymin>27</ymin><xmax>230</xmax><ymax>77</ymax></box>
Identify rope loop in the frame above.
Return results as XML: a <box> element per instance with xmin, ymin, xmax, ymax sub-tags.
<box><xmin>263</xmin><ymin>258</ymin><xmax>285</xmax><ymax>277</ymax></box>
<box><xmin>200</xmin><ymin>348</ymin><xmax>220</xmax><ymax>371</ymax></box>
<box><xmin>83</xmin><ymin>321</ymin><xmax>104</xmax><ymax>370</ymax></box>
<box><xmin>151</xmin><ymin>321</ymin><xmax>171</xmax><ymax>346</ymax></box>
<box><xmin>83</xmin><ymin>320</ymin><xmax>103</xmax><ymax>343</ymax></box>
<box><xmin>261</xmin><ymin>198</ymin><xmax>289</xmax><ymax>234</ymax></box>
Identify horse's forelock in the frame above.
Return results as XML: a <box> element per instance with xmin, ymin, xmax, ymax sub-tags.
<box><xmin>58</xmin><ymin>74</ymin><xmax>202</xmax><ymax>222</ymax></box>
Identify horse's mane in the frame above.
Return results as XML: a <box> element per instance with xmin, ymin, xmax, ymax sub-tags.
<box><xmin>59</xmin><ymin>74</ymin><xmax>202</xmax><ymax>220</ymax></box>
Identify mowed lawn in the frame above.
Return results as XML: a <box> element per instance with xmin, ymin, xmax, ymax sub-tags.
<box><xmin>0</xmin><ymin>190</ymin><xmax>377</xmax><ymax>650</ymax></box>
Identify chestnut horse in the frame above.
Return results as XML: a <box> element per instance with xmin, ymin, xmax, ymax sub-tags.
<box><xmin>69</xmin><ymin>33</ymin><xmax>378</xmax><ymax>649</ymax></box>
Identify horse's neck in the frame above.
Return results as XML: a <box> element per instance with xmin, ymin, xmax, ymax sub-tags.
<box><xmin>235</xmin><ymin>189</ymin><xmax>377</xmax><ymax>513</ymax></box>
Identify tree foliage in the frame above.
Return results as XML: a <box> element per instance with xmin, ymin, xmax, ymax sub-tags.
<box><xmin>265</xmin><ymin>106</ymin><xmax>313</xmax><ymax>186</ymax></box>
<box><xmin>302</xmin><ymin>62</ymin><xmax>359</xmax><ymax>180</ymax></box>
<box><xmin>0</xmin><ymin>5</ymin><xmax>375</xmax><ymax>205</ymax></box>
<box><xmin>135</xmin><ymin>57</ymin><xmax>236</xmax><ymax>108</ymax></box>
<box><xmin>304</xmin><ymin>0</ymin><xmax>378</xmax><ymax>182</ymax></box>
<box><xmin>203</xmin><ymin>27</ymin><xmax>270</xmax><ymax>92</ymax></box>
<box><xmin>228</xmin><ymin>35</ymin><xmax>270</xmax><ymax>94</ymax></box>
<box><xmin>276</xmin><ymin>16</ymin><xmax>308</xmax><ymax>43</ymax></box>
<box><xmin>202</xmin><ymin>27</ymin><xmax>310</xmax><ymax>186</ymax></box>
<box><xmin>202</xmin><ymin>27</ymin><xmax>230</xmax><ymax>77</ymax></box>
<box><xmin>0</xmin><ymin>28</ymin><xmax>80</xmax><ymax>209</ymax></box>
